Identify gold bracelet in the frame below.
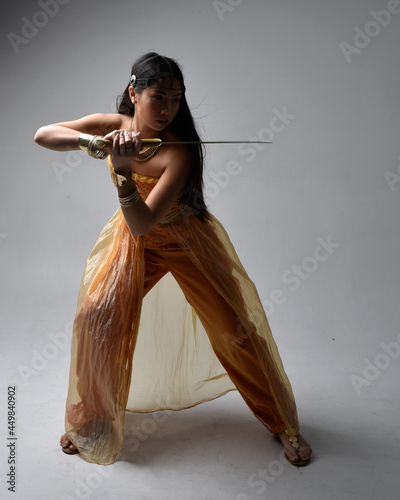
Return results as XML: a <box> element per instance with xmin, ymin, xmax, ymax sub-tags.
<box><xmin>118</xmin><ymin>188</ymin><xmax>141</xmax><ymax>207</ymax></box>
<box><xmin>78</xmin><ymin>133</ymin><xmax>92</xmax><ymax>152</ymax></box>
<box><xmin>78</xmin><ymin>134</ymin><xmax>109</xmax><ymax>159</ymax></box>
<box><xmin>88</xmin><ymin>136</ymin><xmax>108</xmax><ymax>160</ymax></box>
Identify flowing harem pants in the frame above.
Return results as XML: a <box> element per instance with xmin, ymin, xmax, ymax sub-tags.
<box><xmin>65</xmin><ymin>216</ymin><xmax>298</xmax><ymax>465</ymax></box>
<box><xmin>143</xmin><ymin>246</ymin><xmax>288</xmax><ymax>431</ymax></box>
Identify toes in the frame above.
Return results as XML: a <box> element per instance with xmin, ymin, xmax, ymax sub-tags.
<box><xmin>60</xmin><ymin>433</ymin><xmax>78</xmax><ymax>451</ymax></box>
<box><xmin>299</xmin><ymin>445</ymin><xmax>312</xmax><ymax>461</ymax></box>
<box><xmin>60</xmin><ymin>434</ymin><xmax>69</xmax><ymax>447</ymax></box>
<box><xmin>65</xmin><ymin>440</ymin><xmax>77</xmax><ymax>451</ymax></box>
<box><xmin>287</xmin><ymin>451</ymin><xmax>300</xmax><ymax>462</ymax></box>
<box><xmin>299</xmin><ymin>450</ymin><xmax>309</xmax><ymax>461</ymax></box>
<box><xmin>296</xmin><ymin>434</ymin><xmax>312</xmax><ymax>460</ymax></box>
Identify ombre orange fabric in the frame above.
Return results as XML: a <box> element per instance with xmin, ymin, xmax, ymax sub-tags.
<box><xmin>64</xmin><ymin>157</ymin><xmax>299</xmax><ymax>465</ymax></box>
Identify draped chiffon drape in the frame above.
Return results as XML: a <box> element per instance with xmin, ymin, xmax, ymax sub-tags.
<box><xmin>64</xmin><ymin>158</ymin><xmax>299</xmax><ymax>465</ymax></box>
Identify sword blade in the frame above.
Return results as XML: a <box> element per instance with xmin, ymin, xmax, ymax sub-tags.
<box><xmin>159</xmin><ymin>140</ymin><xmax>273</xmax><ymax>145</ymax></box>
<box><xmin>99</xmin><ymin>138</ymin><xmax>272</xmax><ymax>148</ymax></box>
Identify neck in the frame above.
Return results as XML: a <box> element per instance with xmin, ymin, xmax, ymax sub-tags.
<box><xmin>130</xmin><ymin>116</ymin><xmax>162</xmax><ymax>140</ymax></box>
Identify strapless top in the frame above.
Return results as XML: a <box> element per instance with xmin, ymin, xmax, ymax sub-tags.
<box><xmin>107</xmin><ymin>156</ymin><xmax>182</xmax><ymax>226</ymax></box>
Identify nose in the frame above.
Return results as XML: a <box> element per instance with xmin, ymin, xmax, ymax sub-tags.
<box><xmin>161</xmin><ymin>102</ymin><xmax>172</xmax><ymax>116</ymax></box>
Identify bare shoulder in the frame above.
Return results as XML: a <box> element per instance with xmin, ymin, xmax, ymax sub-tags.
<box><xmin>162</xmin><ymin>129</ymin><xmax>192</xmax><ymax>176</ymax></box>
<box><xmin>162</xmin><ymin>129</ymin><xmax>192</xmax><ymax>163</ymax></box>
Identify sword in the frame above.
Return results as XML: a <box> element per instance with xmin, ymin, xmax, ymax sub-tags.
<box><xmin>96</xmin><ymin>137</ymin><xmax>272</xmax><ymax>148</ymax></box>
<box><xmin>155</xmin><ymin>140</ymin><xmax>272</xmax><ymax>145</ymax></box>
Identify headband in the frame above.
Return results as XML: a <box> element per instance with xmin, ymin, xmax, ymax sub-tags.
<box><xmin>129</xmin><ymin>73</ymin><xmax>185</xmax><ymax>92</ymax></box>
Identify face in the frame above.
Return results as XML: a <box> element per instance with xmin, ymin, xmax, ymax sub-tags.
<box><xmin>130</xmin><ymin>77</ymin><xmax>183</xmax><ymax>133</ymax></box>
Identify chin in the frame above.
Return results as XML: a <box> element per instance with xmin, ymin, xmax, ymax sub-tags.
<box><xmin>155</xmin><ymin>120</ymin><xmax>169</xmax><ymax>129</ymax></box>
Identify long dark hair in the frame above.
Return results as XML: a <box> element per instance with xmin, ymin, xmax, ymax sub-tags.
<box><xmin>117</xmin><ymin>52</ymin><xmax>209</xmax><ymax>222</ymax></box>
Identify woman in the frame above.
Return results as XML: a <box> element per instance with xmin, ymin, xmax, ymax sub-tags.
<box><xmin>35</xmin><ymin>52</ymin><xmax>312</xmax><ymax>466</ymax></box>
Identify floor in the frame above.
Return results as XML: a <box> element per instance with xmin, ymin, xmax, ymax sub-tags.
<box><xmin>2</xmin><ymin>316</ymin><xmax>399</xmax><ymax>500</ymax></box>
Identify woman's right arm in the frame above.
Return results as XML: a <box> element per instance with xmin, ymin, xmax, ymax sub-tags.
<box><xmin>34</xmin><ymin>113</ymin><xmax>123</xmax><ymax>151</ymax></box>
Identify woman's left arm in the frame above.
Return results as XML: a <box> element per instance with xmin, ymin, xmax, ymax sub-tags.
<box><xmin>106</xmin><ymin>130</ymin><xmax>191</xmax><ymax>236</ymax></box>
<box><xmin>118</xmin><ymin>161</ymin><xmax>190</xmax><ymax>236</ymax></box>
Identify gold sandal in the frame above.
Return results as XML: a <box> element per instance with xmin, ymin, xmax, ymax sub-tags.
<box><xmin>274</xmin><ymin>429</ymin><xmax>310</xmax><ymax>467</ymax></box>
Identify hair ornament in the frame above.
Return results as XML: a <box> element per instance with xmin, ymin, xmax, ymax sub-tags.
<box><xmin>128</xmin><ymin>71</ymin><xmax>185</xmax><ymax>92</ymax></box>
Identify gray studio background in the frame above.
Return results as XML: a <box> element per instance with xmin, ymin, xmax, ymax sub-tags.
<box><xmin>1</xmin><ymin>1</ymin><xmax>399</xmax><ymax>499</ymax></box>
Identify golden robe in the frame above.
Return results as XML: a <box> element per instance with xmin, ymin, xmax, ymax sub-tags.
<box><xmin>64</xmin><ymin>158</ymin><xmax>299</xmax><ymax>465</ymax></box>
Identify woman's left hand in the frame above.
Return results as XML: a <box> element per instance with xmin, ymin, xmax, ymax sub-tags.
<box><xmin>103</xmin><ymin>129</ymin><xmax>142</xmax><ymax>174</ymax></box>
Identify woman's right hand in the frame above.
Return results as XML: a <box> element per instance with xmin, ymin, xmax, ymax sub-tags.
<box><xmin>103</xmin><ymin>130</ymin><xmax>142</xmax><ymax>175</ymax></box>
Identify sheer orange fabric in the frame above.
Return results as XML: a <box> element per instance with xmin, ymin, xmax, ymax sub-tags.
<box><xmin>64</xmin><ymin>158</ymin><xmax>299</xmax><ymax>464</ymax></box>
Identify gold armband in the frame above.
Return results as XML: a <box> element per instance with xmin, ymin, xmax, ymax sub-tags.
<box><xmin>77</xmin><ymin>133</ymin><xmax>92</xmax><ymax>152</ymax></box>
<box><xmin>78</xmin><ymin>133</ymin><xmax>108</xmax><ymax>160</ymax></box>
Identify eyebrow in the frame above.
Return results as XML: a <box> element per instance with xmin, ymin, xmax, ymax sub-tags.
<box><xmin>150</xmin><ymin>89</ymin><xmax>182</xmax><ymax>97</ymax></box>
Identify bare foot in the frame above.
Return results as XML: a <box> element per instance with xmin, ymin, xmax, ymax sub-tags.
<box><xmin>60</xmin><ymin>433</ymin><xmax>79</xmax><ymax>455</ymax></box>
<box><xmin>277</xmin><ymin>431</ymin><xmax>312</xmax><ymax>465</ymax></box>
